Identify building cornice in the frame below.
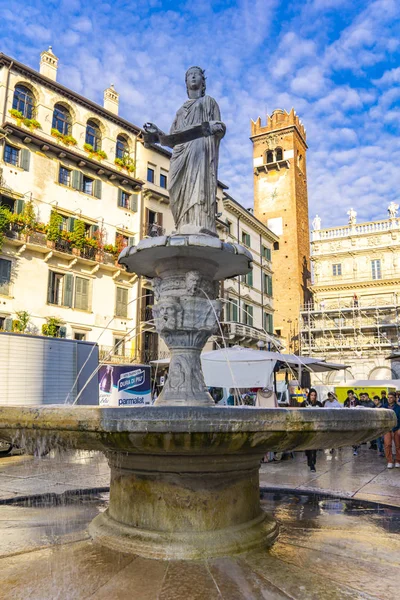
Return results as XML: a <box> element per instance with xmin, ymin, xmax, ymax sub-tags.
<box><xmin>4</xmin><ymin>121</ymin><xmax>143</xmax><ymax>189</ymax></box>
<box><xmin>311</xmin><ymin>278</ymin><xmax>400</xmax><ymax>293</ymax></box>
<box><xmin>0</xmin><ymin>53</ymin><xmax>142</xmax><ymax>136</ymax></box>
<box><xmin>249</xmin><ymin>124</ymin><xmax>308</xmax><ymax>149</ymax></box>
<box><xmin>222</xmin><ymin>196</ymin><xmax>279</xmax><ymax>242</ymax></box>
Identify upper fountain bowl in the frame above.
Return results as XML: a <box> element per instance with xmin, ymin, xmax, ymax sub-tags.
<box><xmin>118</xmin><ymin>233</ymin><xmax>252</xmax><ymax>280</ymax></box>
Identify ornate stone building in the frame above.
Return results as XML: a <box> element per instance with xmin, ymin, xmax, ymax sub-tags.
<box><xmin>300</xmin><ymin>208</ymin><xmax>400</xmax><ymax>382</ymax></box>
<box><xmin>251</xmin><ymin>109</ymin><xmax>310</xmax><ymax>350</ymax></box>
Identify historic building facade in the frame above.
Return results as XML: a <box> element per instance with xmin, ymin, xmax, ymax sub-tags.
<box><xmin>251</xmin><ymin>108</ymin><xmax>310</xmax><ymax>351</ymax></box>
<box><xmin>300</xmin><ymin>208</ymin><xmax>400</xmax><ymax>382</ymax></box>
<box><xmin>0</xmin><ymin>48</ymin><xmax>279</xmax><ymax>363</ymax></box>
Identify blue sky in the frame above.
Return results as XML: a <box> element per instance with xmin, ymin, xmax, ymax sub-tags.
<box><xmin>1</xmin><ymin>0</ymin><xmax>400</xmax><ymax>228</ymax></box>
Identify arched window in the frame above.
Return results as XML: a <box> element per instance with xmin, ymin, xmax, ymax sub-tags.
<box><xmin>276</xmin><ymin>147</ymin><xmax>283</xmax><ymax>161</ymax></box>
<box><xmin>85</xmin><ymin>120</ymin><xmax>101</xmax><ymax>151</ymax></box>
<box><xmin>12</xmin><ymin>85</ymin><xmax>35</xmax><ymax>119</ymax></box>
<box><xmin>116</xmin><ymin>134</ymin><xmax>129</xmax><ymax>159</ymax></box>
<box><xmin>266</xmin><ymin>150</ymin><xmax>274</xmax><ymax>164</ymax></box>
<box><xmin>52</xmin><ymin>104</ymin><xmax>71</xmax><ymax>135</ymax></box>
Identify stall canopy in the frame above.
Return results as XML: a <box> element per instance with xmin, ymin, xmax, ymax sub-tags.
<box><xmin>201</xmin><ymin>346</ymin><xmax>348</xmax><ymax>388</ymax></box>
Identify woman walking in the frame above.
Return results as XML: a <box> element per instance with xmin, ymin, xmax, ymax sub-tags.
<box><xmin>384</xmin><ymin>392</ymin><xmax>400</xmax><ymax>469</ymax></box>
<box><xmin>301</xmin><ymin>389</ymin><xmax>322</xmax><ymax>472</ymax></box>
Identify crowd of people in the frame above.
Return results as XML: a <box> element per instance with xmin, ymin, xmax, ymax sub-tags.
<box><xmin>301</xmin><ymin>387</ymin><xmax>400</xmax><ymax>472</ymax></box>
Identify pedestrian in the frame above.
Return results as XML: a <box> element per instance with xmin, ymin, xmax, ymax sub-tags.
<box><xmin>226</xmin><ymin>388</ymin><xmax>235</xmax><ymax>406</ymax></box>
<box><xmin>344</xmin><ymin>389</ymin><xmax>359</xmax><ymax>408</ymax></box>
<box><xmin>395</xmin><ymin>390</ymin><xmax>400</xmax><ymax>405</ymax></box>
<box><xmin>380</xmin><ymin>390</ymin><xmax>388</xmax><ymax>407</ymax></box>
<box><xmin>323</xmin><ymin>392</ymin><xmax>341</xmax><ymax>408</ymax></box>
<box><xmin>360</xmin><ymin>392</ymin><xmax>375</xmax><ymax>408</ymax></box>
<box><xmin>372</xmin><ymin>395</ymin><xmax>385</xmax><ymax>456</ymax></box>
<box><xmin>344</xmin><ymin>390</ymin><xmax>361</xmax><ymax>455</ymax></box>
<box><xmin>383</xmin><ymin>392</ymin><xmax>400</xmax><ymax>469</ymax></box>
<box><xmin>301</xmin><ymin>388</ymin><xmax>322</xmax><ymax>472</ymax></box>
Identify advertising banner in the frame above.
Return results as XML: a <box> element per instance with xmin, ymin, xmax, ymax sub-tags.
<box><xmin>99</xmin><ymin>364</ymin><xmax>152</xmax><ymax>407</ymax></box>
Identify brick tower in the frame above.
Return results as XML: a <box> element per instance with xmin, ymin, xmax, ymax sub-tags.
<box><xmin>251</xmin><ymin>108</ymin><xmax>310</xmax><ymax>351</ymax></box>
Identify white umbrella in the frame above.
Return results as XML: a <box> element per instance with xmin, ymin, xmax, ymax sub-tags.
<box><xmin>201</xmin><ymin>346</ymin><xmax>275</xmax><ymax>388</ymax></box>
<box><xmin>201</xmin><ymin>346</ymin><xmax>349</xmax><ymax>388</ymax></box>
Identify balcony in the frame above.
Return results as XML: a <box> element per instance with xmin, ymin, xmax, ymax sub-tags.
<box><xmin>80</xmin><ymin>245</ymin><xmax>97</xmax><ymax>261</ymax></box>
<box><xmin>219</xmin><ymin>321</ymin><xmax>281</xmax><ymax>348</ymax></box>
<box><xmin>54</xmin><ymin>238</ymin><xmax>73</xmax><ymax>254</ymax></box>
<box><xmin>99</xmin><ymin>345</ymin><xmax>138</xmax><ymax>364</ymax></box>
<box><xmin>142</xmin><ymin>223</ymin><xmax>165</xmax><ymax>238</ymax></box>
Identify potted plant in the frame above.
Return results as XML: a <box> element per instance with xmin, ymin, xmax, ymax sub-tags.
<box><xmin>47</xmin><ymin>210</ymin><xmax>62</xmax><ymax>248</ymax></box>
<box><xmin>42</xmin><ymin>316</ymin><xmax>63</xmax><ymax>337</ymax></box>
<box><xmin>0</xmin><ymin>206</ymin><xmax>11</xmax><ymax>250</ymax></box>
<box><xmin>114</xmin><ymin>155</ymin><xmax>135</xmax><ymax>174</ymax></box>
<box><xmin>51</xmin><ymin>129</ymin><xmax>77</xmax><ymax>146</ymax></box>
<box><xmin>84</xmin><ymin>144</ymin><xmax>108</xmax><ymax>161</ymax></box>
<box><xmin>12</xmin><ymin>311</ymin><xmax>30</xmax><ymax>333</ymax></box>
<box><xmin>71</xmin><ymin>219</ymin><xmax>86</xmax><ymax>255</ymax></box>
<box><xmin>9</xmin><ymin>109</ymin><xmax>41</xmax><ymax>130</ymax></box>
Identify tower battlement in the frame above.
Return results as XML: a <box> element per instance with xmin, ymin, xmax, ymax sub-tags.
<box><xmin>251</xmin><ymin>108</ymin><xmax>306</xmax><ymax>141</ymax></box>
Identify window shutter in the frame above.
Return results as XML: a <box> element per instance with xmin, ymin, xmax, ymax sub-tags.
<box><xmin>14</xmin><ymin>199</ymin><xmax>25</xmax><ymax>214</ymax></box>
<box><xmin>157</xmin><ymin>212</ymin><xmax>163</xmax><ymax>226</ymax></box>
<box><xmin>59</xmin><ymin>326</ymin><xmax>67</xmax><ymax>338</ymax></box>
<box><xmin>90</xmin><ymin>224</ymin><xmax>99</xmax><ymax>238</ymax></box>
<box><xmin>64</xmin><ymin>273</ymin><xmax>74</xmax><ymax>308</ymax></box>
<box><xmin>93</xmin><ymin>179</ymin><xmax>102</xmax><ymax>199</ymax></box>
<box><xmin>71</xmin><ymin>170</ymin><xmax>82</xmax><ymax>191</ymax></box>
<box><xmin>130</xmin><ymin>194</ymin><xmax>138</xmax><ymax>212</ymax></box>
<box><xmin>248</xmin><ymin>305</ymin><xmax>253</xmax><ymax>326</ymax></box>
<box><xmin>67</xmin><ymin>217</ymin><xmax>76</xmax><ymax>233</ymax></box>
<box><xmin>20</xmin><ymin>148</ymin><xmax>30</xmax><ymax>171</ymax></box>
<box><xmin>47</xmin><ymin>271</ymin><xmax>54</xmax><ymax>304</ymax></box>
<box><xmin>231</xmin><ymin>300</ymin><xmax>238</xmax><ymax>322</ymax></box>
<box><xmin>117</xmin><ymin>188</ymin><xmax>123</xmax><ymax>207</ymax></box>
<box><xmin>248</xmin><ymin>269</ymin><xmax>253</xmax><ymax>287</ymax></box>
<box><xmin>128</xmin><ymin>236</ymin><xmax>135</xmax><ymax>246</ymax></box>
<box><xmin>0</xmin><ymin>259</ymin><xmax>11</xmax><ymax>294</ymax></box>
<box><xmin>4</xmin><ymin>317</ymin><xmax>13</xmax><ymax>332</ymax></box>
<box><xmin>268</xmin><ymin>276</ymin><xmax>273</xmax><ymax>296</ymax></box>
<box><xmin>116</xmin><ymin>287</ymin><xmax>128</xmax><ymax>317</ymax></box>
<box><xmin>75</xmin><ymin>277</ymin><xmax>89</xmax><ymax>311</ymax></box>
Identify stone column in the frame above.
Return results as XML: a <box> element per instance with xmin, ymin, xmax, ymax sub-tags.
<box><xmin>151</xmin><ymin>256</ymin><xmax>221</xmax><ymax>406</ymax></box>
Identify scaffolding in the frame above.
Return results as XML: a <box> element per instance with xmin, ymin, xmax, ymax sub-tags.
<box><xmin>300</xmin><ymin>297</ymin><xmax>400</xmax><ymax>360</ymax></box>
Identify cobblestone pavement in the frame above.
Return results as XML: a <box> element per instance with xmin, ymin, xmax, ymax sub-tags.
<box><xmin>0</xmin><ymin>444</ymin><xmax>399</xmax><ymax>506</ymax></box>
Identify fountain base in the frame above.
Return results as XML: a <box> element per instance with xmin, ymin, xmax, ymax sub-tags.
<box><xmin>89</xmin><ymin>450</ymin><xmax>278</xmax><ymax>560</ymax></box>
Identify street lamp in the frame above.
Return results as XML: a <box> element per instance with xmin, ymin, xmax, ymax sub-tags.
<box><xmin>257</xmin><ymin>340</ymin><xmax>265</xmax><ymax>351</ymax></box>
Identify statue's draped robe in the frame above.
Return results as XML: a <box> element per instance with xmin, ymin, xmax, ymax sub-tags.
<box><xmin>168</xmin><ymin>95</ymin><xmax>223</xmax><ymax>233</ymax></box>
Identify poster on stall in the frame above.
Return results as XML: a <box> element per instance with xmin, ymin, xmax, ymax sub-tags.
<box><xmin>99</xmin><ymin>364</ymin><xmax>151</xmax><ymax>406</ymax></box>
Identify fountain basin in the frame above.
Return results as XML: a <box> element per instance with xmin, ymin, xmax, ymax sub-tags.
<box><xmin>0</xmin><ymin>406</ymin><xmax>395</xmax><ymax>559</ymax></box>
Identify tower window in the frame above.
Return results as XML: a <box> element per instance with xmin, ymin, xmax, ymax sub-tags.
<box><xmin>12</xmin><ymin>85</ymin><xmax>35</xmax><ymax>119</ymax></box>
<box><xmin>273</xmin><ymin>241</ymin><xmax>279</xmax><ymax>251</ymax></box>
<box><xmin>266</xmin><ymin>150</ymin><xmax>274</xmax><ymax>164</ymax></box>
<box><xmin>52</xmin><ymin>104</ymin><xmax>71</xmax><ymax>136</ymax></box>
<box><xmin>276</xmin><ymin>147</ymin><xmax>283</xmax><ymax>161</ymax></box>
<box><xmin>85</xmin><ymin>120</ymin><xmax>102</xmax><ymax>152</ymax></box>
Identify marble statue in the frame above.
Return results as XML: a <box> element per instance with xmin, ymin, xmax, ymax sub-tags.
<box><xmin>388</xmin><ymin>201</ymin><xmax>399</xmax><ymax>219</ymax></box>
<box><xmin>347</xmin><ymin>207</ymin><xmax>357</xmax><ymax>226</ymax></box>
<box><xmin>312</xmin><ymin>214</ymin><xmax>321</xmax><ymax>231</ymax></box>
<box><xmin>143</xmin><ymin>66</ymin><xmax>226</xmax><ymax>235</ymax></box>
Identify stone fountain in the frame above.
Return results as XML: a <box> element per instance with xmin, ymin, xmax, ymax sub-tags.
<box><xmin>0</xmin><ymin>67</ymin><xmax>396</xmax><ymax>568</ymax></box>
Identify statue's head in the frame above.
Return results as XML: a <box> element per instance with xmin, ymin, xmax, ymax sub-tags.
<box><xmin>185</xmin><ymin>66</ymin><xmax>206</xmax><ymax>97</ymax></box>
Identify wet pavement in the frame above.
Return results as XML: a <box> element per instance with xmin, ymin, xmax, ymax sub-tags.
<box><xmin>0</xmin><ymin>445</ymin><xmax>399</xmax><ymax>507</ymax></box>
<box><xmin>1</xmin><ymin>447</ymin><xmax>400</xmax><ymax>599</ymax></box>
<box><xmin>1</xmin><ymin>490</ymin><xmax>400</xmax><ymax>599</ymax></box>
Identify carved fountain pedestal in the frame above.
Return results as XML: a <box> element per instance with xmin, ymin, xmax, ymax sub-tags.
<box><xmin>119</xmin><ymin>233</ymin><xmax>252</xmax><ymax>407</ymax></box>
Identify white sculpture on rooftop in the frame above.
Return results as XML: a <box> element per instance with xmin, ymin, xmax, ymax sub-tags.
<box><xmin>312</xmin><ymin>214</ymin><xmax>321</xmax><ymax>231</ymax></box>
<box><xmin>388</xmin><ymin>202</ymin><xmax>399</xmax><ymax>219</ymax></box>
<box><xmin>347</xmin><ymin>208</ymin><xmax>357</xmax><ymax>226</ymax></box>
